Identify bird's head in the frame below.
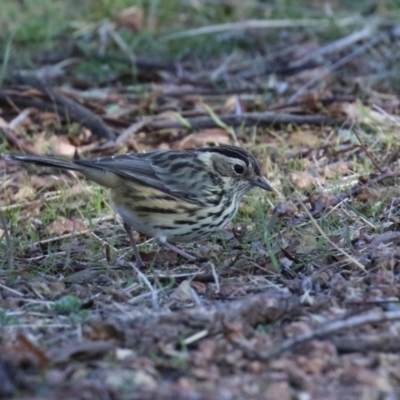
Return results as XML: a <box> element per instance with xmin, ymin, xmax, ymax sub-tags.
<box><xmin>197</xmin><ymin>146</ymin><xmax>273</xmax><ymax>198</ymax></box>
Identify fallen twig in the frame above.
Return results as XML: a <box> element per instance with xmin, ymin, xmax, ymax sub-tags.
<box><xmin>288</xmin><ymin>35</ymin><xmax>384</xmax><ymax>104</ymax></box>
<box><xmin>254</xmin><ymin>310</ymin><xmax>400</xmax><ymax>360</ymax></box>
<box><xmin>289</xmin><ymin>169</ymin><xmax>397</xmax><ymax>227</ymax></box>
<box><xmin>90</xmin><ymin>291</ymin><xmax>299</xmax><ymax>353</ymax></box>
<box><xmin>162</xmin><ymin>17</ymin><xmax>361</xmax><ymax>41</ymax></box>
<box><xmin>298</xmin><ymin>197</ymin><xmax>366</xmax><ymax>271</ymax></box>
<box><xmin>146</xmin><ymin>112</ymin><xmax>341</xmax><ymax>131</ymax></box>
<box><xmin>332</xmin><ymin>332</ymin><xmax>400</xmax><ymax>353</ymax></box>
<box><xmin>129</xmin><ymin>261</ymin><xmax>159</xmax><ymax>309</ymax></box>
<box><xmin>5</xmin><ymin>76</ymin><xmax>115</xmax><ymax>140</ymax></box>
<box><xmin>0</xmin><ymin>109</ymin><xmax>39</xmax><ymax>155</ymax></box>
<box><xmin>352</xmin><ymin>127</ymin><xmax>383</xmax><ymax>173</ymax></box>
<box><xmin>290</xmin><ymin>23</ymin><xmax>378</xmax><ymax>68</ymax></box>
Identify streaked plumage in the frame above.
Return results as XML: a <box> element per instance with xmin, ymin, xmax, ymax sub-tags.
<box><xmin>6</xmin><ymin>146</ymin><xmax>272</xmax><ymax>266</ymax></box>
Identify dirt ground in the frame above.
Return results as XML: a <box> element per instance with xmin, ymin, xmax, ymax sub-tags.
<box><xmin>2</xmin><ymin>1</ymin><xmax>400</xmax><ymax>399</ymax></box>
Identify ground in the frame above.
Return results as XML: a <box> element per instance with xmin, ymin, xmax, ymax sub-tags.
<box><xmin>2</xmin><ymin>1</ymin><xmax>400</xmax><ymax>399</ymax></box>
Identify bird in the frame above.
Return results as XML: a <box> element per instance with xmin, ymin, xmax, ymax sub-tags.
<box><xmin>5</xmin><ymin>146</ymin><xmax>273</xmax><ymax>267</ymax></box>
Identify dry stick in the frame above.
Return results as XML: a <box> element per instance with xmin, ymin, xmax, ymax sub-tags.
<box><xmin>146</xmin><ymin>112</ymin><xmax>341</xmax><ymax>131</ymax></box>
<box><xmin>282</xmin><ymin>143</ymin><xmax>360</xmax><ymax>165</ymax></box>
<box><xmin>0</xmin><ymin>283</ymin><xmax>23</xmax><ymax>296</ymax></box>
<box><xmin>34</xmin><ymin>58</ymin><xmax>80</xmax><ymax>81</ymax></box>
<box><xmin>161</xmin><ymin>16</ymin><xmax>360</xmax><ymax>41</ymax></box>
<box><xmin>286</xmin><ymin>176</ymin><xmax>366</xmax><ymax>271</ymax></box>
<box><xmin>0</xmin><ymin>91</ymin><xmax>69</xmax><ymax>112</ymax></box>
<box><xmin>129</xmin><ymin>262</ymin><xmax>159</xmax><ymax>310</ymax></box>
<box><xmin>183</xmin><ymin>329</ymin><xmax>209</xmax><ymax>345</ymax></box>
<box><xmin>258</xmin><ymin>310</ymin><xmax>400</xmax><ymax>360</ymax></box>
<box><xmin>0</xmin><ymin>109</ymin><xmax>40</xmax><ymax>155</ymax></box>
<box><xmin>288</xmin><ymin>35</ymin><xmax>383</xmax><ymax>104</ymax></box>
<box><xmin>290</xmin><ymin>24</ymin><xmax>377</xmax><ymax>68</ymax></box>
<box><xmin>159</xmin><ymin>86</ymin><xmax>269</xmax><ymax>97</ymax></box>
<box><xmin>207</xmin><ymin>262</ymin><xmax>220</xmax><ymax>293</ymax></box>
<box><xmin>290</xmin><ymin>170</ymin><xmax>398</xmax><ymax>227</ymax></box>
<box><xmin>42</xmin><ymin>85</ymin><xmax>115</xmax><ymax>141</ymax></box>
<box><xmin>0</xmin><ymin>208</ymin><xmax>14</xmax><ymax>270</ymax></box>
<box><xmin>8</xmin><ymin>108</ymin><xmax>30</xmax><ymax>130</ymax></box>
<box><xmin>331</xmin><ymin>332</ymin><xmax>400</xmax><ymax>353</ymax></box>
<box><xmin>116</xmin><ymin>120</ymin><xmax>146</xmax><ymax>145</ymax></box>
<box><xmin>298</xmin><ymin>199</ymin><xmax>366</xmax><ymax>271</ymax></box>
<box><xmin>372</xmin><ymin>103</ymin><xmax>400</xmax><ymax>125</ymax></box>
<box><xmin>268</xmin><ymin>95</ymin><xmax>357</xmax><ymax>113</ymax></box>
<box><xmin>352</xmin><ymin>127</ymin><xmax>384</xmax><ymax>173</ymax></box>
<box><xmin>10</xmin><ymin>76</ymin><xmax>115</xmax><ymax>140</ymax></box>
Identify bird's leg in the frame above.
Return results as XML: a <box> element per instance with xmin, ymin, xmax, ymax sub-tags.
<box><xmin>160</xmin><ymin>241</ymin><xmax>197</xmax><ymax>261</ymax></box>
<box><xmin>123</xmin><ymin>223</ymin><xmax>145</xmax><ymax>267</ymax></box>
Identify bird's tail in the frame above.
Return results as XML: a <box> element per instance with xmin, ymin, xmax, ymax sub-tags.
<box><xmin>4</xmin><ymin>154</ymin><xmax>82</xmax><ymax>171</ymax></box>
<box><xmin>5</xmin><ymin>153</ymin><xmax>121</xmax><ymax>188</ymax></box>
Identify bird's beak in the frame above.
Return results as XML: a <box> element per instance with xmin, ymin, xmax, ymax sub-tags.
<box><xmin>251</xmin><ymin>176</ymin><xmax>273</xmax><ymax>192</ymax></box>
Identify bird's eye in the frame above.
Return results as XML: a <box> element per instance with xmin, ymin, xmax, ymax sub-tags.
<box><xmin>233</xmin><ymin>164</ymin><xmax>245</xmax><ymax>174</ymax></box>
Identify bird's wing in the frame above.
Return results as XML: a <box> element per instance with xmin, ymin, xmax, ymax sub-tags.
<box><xmin>75</xmin><ymin>152</ymin><xmax>217</xmax><ymax>205</ymax></box>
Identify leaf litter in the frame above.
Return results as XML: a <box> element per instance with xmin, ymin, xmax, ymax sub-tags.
<box><xmin>3</xmin><ymin>3</ymin><xmax>400</xmax><ymax>399</ymax></box>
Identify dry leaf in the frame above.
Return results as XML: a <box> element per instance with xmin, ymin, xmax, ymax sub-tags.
<box><xmin>190</xmin><ymin>281</ymin><xmax>206</xmax><ymax>295</ymax></box>
<box><xmin>289</xmin><ymin>171</ymin><xmax>322</xmax><ymax>189</ymax></box>
<box><xmin>341</xmin><ymin>102</ymin><xmax>400</xmax><ymax>125</ymax></box>
<box><xmin>29</xmin><ymin>281</ymin><xmax>66</xmax><ymax>298</ymax></box>
<box><xmin>115</xmin><ymin>6</ymin><xmax>144</xmax><ymax>31</ymax></box>
<box><xmin>5</xmin><ymin>333</ymin><xmax>49</xmax><ymax>370</ymax></box>
<box><xmin>308</xmin><ymin>194</ymin><xmax>338</xmax><ymax>210</ymax></box>
<box><xmin>29</xmin><ymin>174</ymin><xmax>61</xmax><ymax>190</ymax></box>
<box><xmin>46</xmin><ymin>217</ymin><xmax>87</xmax><ymax>235</ymax></box>
<box><xmin>14</xmin><ymin>185</ymin><xmax>35</xmax><ymax>200</ymax></box>
<box><xmin>170</xmin><ymin>280</ymin><xmax>194</xmax><ymax>302</ymax></box>
<box><xmin>323</xmin><ymin>161</ymin><xmax>354</xmax><ymax>178</ymax></box>
<box><xmin>223</xmin><ymin>96</ymin><xmax>245</xmax><ymax>114</ymax></box>
<box><xmin>356</xmin><ymin>186</ymin><xmax>382</xmax><ymax>202</ymax></box>
<box><xmin>52</xmin><ymin>137</ymin><xmax>77</xmax><ymax>157</ymax></box>
<box><xmin>273</xmin><ymin>201</ymin><xmax>299</xmax><ymax>217</ymax></box>
<box><xmin>33</xmin><ymin>133</ymin><xmax>76</xmax><ymax>156</ymax></box>
<box><xmin>174</xmin><ymin>129</ymin><xmax>231</xmax><ymax>149</ymax></box>
<box><xmin>289</xmin><ymin>129</ymin><xmax>321</xmax><ymax>148</ymax></box>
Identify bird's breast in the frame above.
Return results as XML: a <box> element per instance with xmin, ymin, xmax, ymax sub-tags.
<box><xmin>111</xmin><ymin>185</ymin><xmax>240</xmax><ymax>243</ymax></box>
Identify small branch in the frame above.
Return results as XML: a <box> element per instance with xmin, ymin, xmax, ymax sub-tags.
<box><xmin>146</xmin><ymin>112</ymin><xmax>341</xmax><ymax>131</ymax></box>
<box><xmin>288</xmin><ymin>35</ymin><xmax>383</xmax><ymax>104</ymax></box>
<box><xmin>298</xmin><ymin>198</ymin><xmax>366</xmax><ymax>271</ymax></box>
<box><xmin>0</xmin><ymin>109</ymin><xmax>40</xmax><ymax>155</ymax></box>
<box><xmin>289</xmin><ymin>170</ymin><xmax>397</xmax><ymax>227</ymax></box>
<box><xmin>352</xmin><ymin>127</ymin><xmax>383</xmax><ymax>173</ymax></box>
<box><xmin>130</xmin><ymin>262</ymin><xmax>159</xmax><ymax>310</ymax></box>
<box><xmin>207</xmin><ymin>262</ymin><xmax>220</xmax><ymax>293</ymax></box>
<box><xmin>332</xmin><ymin>332</ymin><xmax>400</xmax><ymax>353</ymax></box>
<box><xmin>6</xmin><ymin>76</ymin><xmax>115</xmax><ymax>140</ymax></box>
<box><xmin>255</xmin><ymin>310</ymin><xmax>400</xmax><ymax>360</ymax></box>
<box><xmin>8</xmin><ymin>108</ymin><xmax>30</xmax><ymax>130</ymax></box>
<box><xmin>161</xmin><ymin>17</ymin><xmax>360</xmax><ymax>41</ymax></box>
<box><xmin>290</xmin><ymin>24</ymin><xmax>377</xmax><ymax>68</ymax></box>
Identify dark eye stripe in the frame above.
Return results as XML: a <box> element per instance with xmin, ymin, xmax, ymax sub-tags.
<box><xmin>196</xmin><ymin>145</ymin><xmax>261</xmax><ymax>175</ymax></box>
